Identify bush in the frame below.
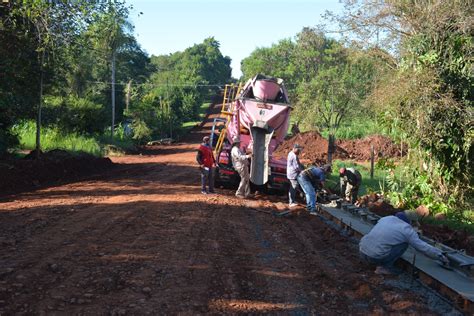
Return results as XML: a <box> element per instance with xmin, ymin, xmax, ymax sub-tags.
<box><xmin>131</xmin><ymin>118</ymin><xmax>152</xmax><ymax>144</ymax></box>
<box><xmin>43</xmin><ymin>95</ymin><xmax>107</xmax><ymax>134</ymax></box>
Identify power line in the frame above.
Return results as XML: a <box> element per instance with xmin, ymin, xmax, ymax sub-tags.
<box><xmin>85</xmin><ymin>80</ymin><xmax>301</xmax><ymax>88</ymax></box>
<box><xmin>86</xmin><ymin>81</ymin><xmax>230</xmax><ymax>88</ymax></box>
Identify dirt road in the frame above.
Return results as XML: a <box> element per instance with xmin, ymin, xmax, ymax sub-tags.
<box><xmin>0</xmin><ymin>106</ymin><xmax>443</xmax><ymax>315</ymax></box>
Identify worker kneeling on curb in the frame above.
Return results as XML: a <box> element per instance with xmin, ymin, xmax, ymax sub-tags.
<box><xmin>297</xmin><ymin>164</ymin><xmax>331</xmax><ymax>214</ymax></box>
<box><xmin>359</xmin><ymin>210</ymin><xmax>449</xmax><ymax>275</ymax></box>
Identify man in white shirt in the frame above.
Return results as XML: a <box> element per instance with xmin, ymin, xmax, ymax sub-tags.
<box><xmin>231</xmin><ymin>136</ymin><xmax>252</xmax><ymax>198</ymax></box>
<box><xmin>359</xmin><ymin>211</ymin><xmax>449</xmax><ymax>275</ymax></box>
<box><xmin>287</xmin><ymin>143</ymin><xmax>303</xmax><ymax>207</ymax></box>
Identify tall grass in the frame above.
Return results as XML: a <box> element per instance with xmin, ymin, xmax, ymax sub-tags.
<box><xmin>12</xmin><ymin>121</ymin><xmax>102</xmax><ymax>156</ymax></box>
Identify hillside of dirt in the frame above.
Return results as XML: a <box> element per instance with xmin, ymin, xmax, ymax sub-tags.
<box><xmin>274</xmin><ymin>131</ymin><xmax>405</xmax><ymax>163</ymax></box>
<box><xmin>0</xmin><ymin>150</ymin><xmax>114</xmax><ymax>198</ymax></box>
<box><xmin>0</xmin><ymin>104</ymin><xmax>458</xmax><ymax>314</ymax></box>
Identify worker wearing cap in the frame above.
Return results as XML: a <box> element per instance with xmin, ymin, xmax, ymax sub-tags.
<box><xmin>196</xmin><ymin>136</ymin><xmax>215</xmax><ymax>194</ymax></box>
<box><xmin>297</xmin><ymin>164</ymin><xmax>332</xmax><ymax>214</ymax></box>
<box><xmin>231</xmin><ymin>136</ymin><xmax>252</xmax><ymax>199</ymax></box>
<box><xmin>359</xmin><ymin>211</ymin><xmax>449</xmax><ymax>275</ymax></box>
<box><xmin>287</xmin><ymin>143</ymin><xmax>303</xmax><ymax>207</ymax></box>
<box><xmin>339</xmin><ymin>167</ymin><xmax>362</xmax><ymax>204</ymax></box>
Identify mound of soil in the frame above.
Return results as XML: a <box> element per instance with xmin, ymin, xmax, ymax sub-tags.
<box><xmin>274</xmin><ymin>131</ymin><xmax>404</xmax><ymax>163</ymax></box>
<box><xmin>358</xmin><ymin>193</ymin><xmax>402</xmax><ymax>216</ymax></box>
<box><xmin>273</xmin><ymin>131</ymin><xmax>345</xmax><ymax>164</ymax></box>
<box><xmin>422</xmin><ymin>224</ymin><xmax>474</xmax><ymax>255</ymax></box>
<box><xmin>338</xmin><ymin>135</ymin><xmax>406</xmax><ymax>161</ymax></box>
<box><xmin>0</xmin><ymin>149</ymin><xmax>113</xmax><ymax>198</ymax></box>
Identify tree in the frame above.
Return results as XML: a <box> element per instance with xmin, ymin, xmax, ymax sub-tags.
<box><xmin>132</xmin><ymin>38</ymin><xmax>232</xmax><ymax>139</ymax></box>
<box><xmin>6</xmin><ymin>0</ymin><xmax>93</xmax><ymax>157</ymax></box>
<box><xmin>88</xmin><ymin>2</ymin><xmax>133</xmax><ymax>138</ymax></box>
<box><xmin>331</xmin><ymin>0</ymin><xmax>473</xmax><ymax>211</ymax></box>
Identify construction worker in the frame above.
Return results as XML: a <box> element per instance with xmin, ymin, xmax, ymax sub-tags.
<box><xmin>231</xmin><ymin>136</ymin><xmax>252</xmax><ymax>199</ymax></box>
<box><xmin>287</xmin><ymin>143</ymin><xmax>303</xmax><ymax>207</ymax></box>
<box><xmin>360</xmin><ymin>211</ymin><xmax>449</xmax><ymax>275</ymax></box>
<box><xmin>339</xmin><ymin>167</ymin><xmax>362</xmax><ymax>203</ymax></box>
<box><xmin>297</xmin><ymin>164</ymin><xmax>332</xmax><ymax>214</ymax></box>
<box><xmin>196</xmin><ymin>136</ymin><xmax>215</xmax><ymax>194</ymax></box>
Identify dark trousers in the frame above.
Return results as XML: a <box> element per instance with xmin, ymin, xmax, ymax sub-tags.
<box><xmin>200</xmin><ymin>167</ymin><xmax>214</xmax><ymax>192</ymax></box>
<box><xmin>360</xmin><ymin>242</ymin><xmax>408</xmax><ymax>269</ymax></box>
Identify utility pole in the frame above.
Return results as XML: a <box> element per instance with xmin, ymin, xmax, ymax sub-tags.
<box><xmin>36</xmin><ymin>49</ymin><xmax>44</xmax><ymax>159</ymax></box>
<box><xmin>111</xmin><ymin>50</ymin><xmax>116</xmax><ymax>139</ymax></box>
<box><xmin>125</xmin><ymin>80</ymin><xmax>132</xmax><ymax>112</ymax></box>
<box><xmin>166</xmin><ymin>77</ymin><xmax>172</xmax><ymax>139</ymax></box>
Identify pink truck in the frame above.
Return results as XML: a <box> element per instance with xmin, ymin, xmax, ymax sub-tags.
<box><xmin>213</xmin><ymin>74</ymin><xmax>292</xmax><ymax>191</ymax></box>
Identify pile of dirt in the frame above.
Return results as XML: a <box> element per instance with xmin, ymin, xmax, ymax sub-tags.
<box><xmin>421</xmin><ymin>224</ymin><xmax>474</xmax><ymax>256</ymax></box>
<box><xmin>274</xmin><ymin>131</ymin><xmax>404</xmax><ymax>163</ymax></box>
<box><xmin>357</xmin><ymin>193</ymin><xmax>402</xmax><ymax>216</ymax></box>
<box><xmin>273</xmin><ymin>131</ymin><xmax>344</xmax><ymax>164</ymax></box>
<box><xmin>0</xmin><ymin>149</ymin><xmax>113</xmax><ymax>198</ymax></box>
<box><xmin>338</xmin><ymin>135</ymin><xmax>406</xmax><ymax>161</ymax></box>
<box><xmin>357</xmin><ymin>193</ymin><xmax>474</xmax><ymax>256</ymax></box>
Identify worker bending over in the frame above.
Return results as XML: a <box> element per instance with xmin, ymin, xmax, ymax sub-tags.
<box><xmin>297</xmin><ymin>164</ymin><xmax>331</xmax><ymax>214</ymax></box>
<box><xmin>339</xmin><ymin>167</ymin><xmax>362</xmax><ymax>203</ymax></box>
<box><xmin>359</xmin><ymin>211</ymin><xmax>449</xmax><ymax>275</ymax></box>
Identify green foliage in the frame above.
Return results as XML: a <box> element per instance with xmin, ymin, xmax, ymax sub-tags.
<box><xmin>335</xmin><ymin>0</ymin><xmax>473</xmax><ymax>218</ymax></box>
<box><xmin>241</xmin><ymin>28</ymin><xmax>391</xmax><ymax>147</ymax></box>
<box><xmin>43</xmin><ymin>96</ymin><xmax>107</xmax><ymax>134</ymax></box>
<box><xmin>130</xmin><ymin>37</ymin><xmax>231</xmax><ymax>139</ymax></box>
<box><xmin>12</xmin><ymin>121</ymin><xmax>102</xmax><ymax>156</ymax></box>
<box><xmin>131</xmin><ymin>119</ymin><xmax>152</xmax><ymax>144</ymax></box>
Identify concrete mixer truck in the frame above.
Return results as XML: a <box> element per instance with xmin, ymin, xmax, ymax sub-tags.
<box><xmin>211</xmin><ymin>74</ymin><xmax>292</xmax><ymax>191</ymax></box>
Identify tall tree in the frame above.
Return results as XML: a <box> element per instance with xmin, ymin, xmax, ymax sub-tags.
<box><xmin>6</xmin><ymin>0</ymin><xmax>88</xmax><ymax>157</ymax></box>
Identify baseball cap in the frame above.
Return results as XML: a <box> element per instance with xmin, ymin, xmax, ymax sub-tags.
<box><xmin>203</xmin><ymin>136</ymin><xmax>210</xmax><ymax>142</ymax></box>
<box><xmin>395</xmin><ymin>210</ymin><xmax>420</xmax><ymax>224</ymax></box>
<box><xmin>293</xmin><ymin>143</ymin><xmax>302</xmax><ymax>149</ymax></box>
<box><xmin>232</xmin><ymin>136</ymin><xmax>240</xmax><ymax>143</ymax></box>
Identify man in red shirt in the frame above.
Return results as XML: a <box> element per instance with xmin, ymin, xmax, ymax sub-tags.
<box><xmin>196</xmin><ymin>136</ymin><xmax>216</xmax><ymax>194</ymax></box>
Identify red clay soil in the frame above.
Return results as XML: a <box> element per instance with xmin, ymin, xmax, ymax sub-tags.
<box><xmin>274</xmin><ymin>131</ymin><xmax>405</xmax><ymax>163</ymax></box>
<box><xmin>0</xmin><ymin>104</ymin><xmax>442</xmax><ymax>314</ymax></box>
<box><xmin>358</xmin><ymin>193</ymin><xmax>474</xmax><ymax>256</ymax></box>
<box><xmin>0</xmin><ymin>150</ymin><xmax>113</xmax><ymax>197</ymax></box>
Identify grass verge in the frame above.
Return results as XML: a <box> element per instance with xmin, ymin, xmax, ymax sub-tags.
<box><xmin>12</xmin><ymin>121</ymin><xmax>135</xmax><ymax>157</ymax></box>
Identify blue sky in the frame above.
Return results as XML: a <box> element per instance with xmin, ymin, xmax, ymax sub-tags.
<box><xmin>126</xmin><ymin>0</ymin><xmax>344</xmax><ymax>78</ymax></box>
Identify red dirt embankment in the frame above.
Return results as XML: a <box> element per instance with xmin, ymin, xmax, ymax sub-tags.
<box><xmin>274</xmin><ymin>131</ymin><xmax>405</xmax><ymax>163</ymax></box>
<box><xmin>0</xmin><ymin>150</ymin><xmax>113</xmax><ymax>197</ymax></box>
